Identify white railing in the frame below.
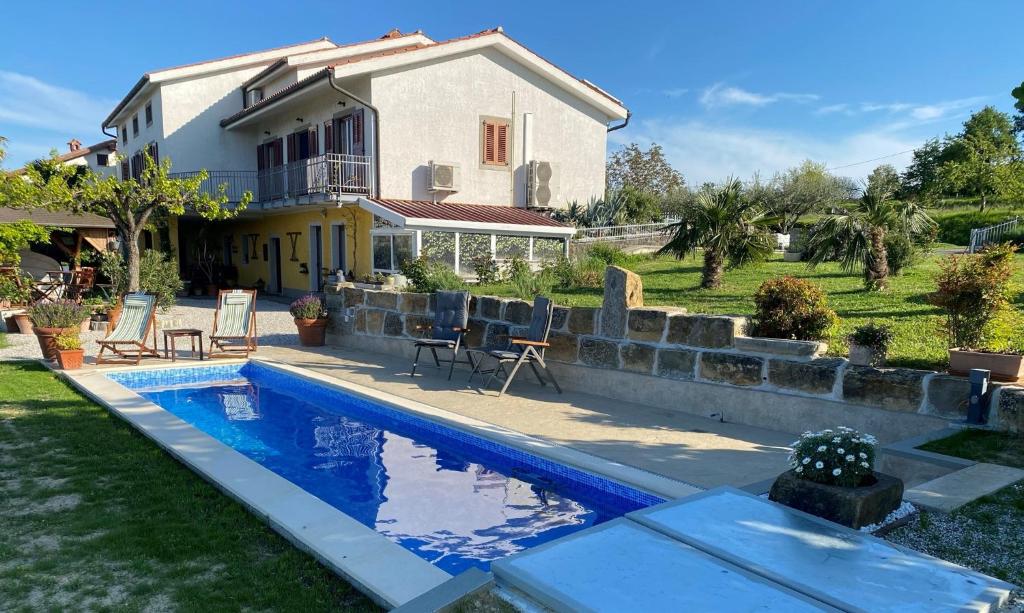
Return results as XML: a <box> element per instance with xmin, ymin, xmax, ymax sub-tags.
<box><xmin>573</xmin><ymin>220</ymin><xmax>676</xmax><ymax>243</ymax></box>
<box><xmin>968</xmin><ymin>217</ymin><xmax>1020</xmax><ymax>253</ymax></box>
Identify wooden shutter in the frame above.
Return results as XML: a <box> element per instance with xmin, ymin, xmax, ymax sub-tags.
<box><xmin>495</xmin><ymin>122</ymin><xmax>508</xmax><ymax>165</ymax></box>
<box><xmin>323</xmin><ymin>121</ymin><xmax>334</xmax><ymax>154</ymax></box>
<box><xmin>482</xmin><ymin>121</ymin><xmax>495</xmax><ymax>164</ymax></box>
<box><xmin>309</xmin><ymin>126</ymin><xmax>319</xmax><ymax>156</ymax></box>
<box><xmin>351</xmin><ymin>109</ymin><xmax>365</xmax><ymax>156</ymax></box>
<box><xmin>481</xmin><ymin>118</ymin><xmax>509</xmax><ymax>166</ymax></box>
<box><xmin>120</xmin><ymin>159</ymin><xmax>129</xmax><ymax>180</ymax></box>
<box><xmin>273</xmin><ymin>138</ymin><xmax>283</xmax><ymax>166</ymax></box>
<box><xmin>286</xmin><ymin>133</ymin><xmax>296</xmax><ymax>163</ymax></box>
<box><xmin>149</xmin><ymin>142</ymin><xmax>159</xmax><ymax>165</ymax></box>
<box><xmin>256</xmin><ymin>144</ymin><xmax>266</xmax><ymax>171</ymax></box>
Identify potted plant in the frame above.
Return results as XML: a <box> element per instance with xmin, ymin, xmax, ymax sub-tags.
<box><xmin>929</xmin><ymin>243</ymin><xmax>1024</xmax><ymax>381</ymax></box>
<box><xmin>290</xmin><ymin>294</ymin><xmax>328</xmax><ymax>347</ymax></box>
<box><xmin>28</xmin><ymin>300</ymin><xmax>89</xmax><ymax>361</ymax></box>
<box><xmin>847</xmin><ymin>323</ymin><xmax>894</xmax><ymax>367</ymax></box>
<box><xmin>770</xmin><ymin>427</ymin><xmax>903</xmax><ymax>529</ymax></box>
<box><xmin>55</xmin><ymin>331</ymin><xmax>85</xmax><ymax>370</ymax></box>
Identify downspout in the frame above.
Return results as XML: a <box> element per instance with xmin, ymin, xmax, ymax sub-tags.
<box><xmin>102</xmin><ymin>124</ymin><xmax>117</xmax><ymax>140</ymax></box>
<box><xmin>607</xmin><ymin>110</ymin><xmax>631</xmax><ymax>132</ymax></box>
<box><xmin>328</xmin><ymin>69</ymin><xmax>381</xmax><ymax>199</ymax></box>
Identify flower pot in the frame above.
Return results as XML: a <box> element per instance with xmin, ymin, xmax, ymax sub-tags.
<box><xmin>14</xmin><ymin>313</ymin><xmax>33</xmax><ymax>334</ymax></box>
<box><xmin>56</xmin><ymin>348</ymin><xmax>85</xmax><ymax>370</ymax></box>
<box><xmin>295</xmin><ymin>318</ymin><xmax>328</xmax><ymax>347</ymax></box>
<box><xmin>769</xmin><ymin>470</ymin><xmax>903</xmax><ymax>529</ymax></box>
<box><xmin>33</xmin><ymin>326</ymin><xmax>78</xmax><ymax>362</ymax></box>
<box><xmin>107</xmin><ymin>304</ymin><xmax>122</xmax><ymax>328</ymax></box>
<box><xmin>205</xmin><ymin>283</ymin><xmax>219</xmax><ymax>296</ymax></box>
<box><xmin>783</xmin><ymin>251</ymin><xmax>803</xmax><ymax>262</ymax></box>
<box><xmin>949</xmin><ymin>349</ymin><xmax>1024</xmax><ymax>382</ymax></box>
<box><xmin>849</xmin><ymin>342</ymin><xmax>886</xmax><ymax>367</ymax></box>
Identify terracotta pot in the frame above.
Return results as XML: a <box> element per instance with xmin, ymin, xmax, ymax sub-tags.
<box><xmin>57</xmin><ymin>348</ymin><xmax>85</xmax><ymax>370</ymax></box>
<box><xmin>294</xmin><ymin>318</ymin><xmax>328</xmax><ymax>347</ymax></box>
<box><xmin>206</xmin><ymin>283</ymin><xmax>219</xmax><ymax>296</ymax></box>
<box><xmin>14</xmin><ymin>313</ymin><xmax>33</xmax><ymax>334</ymax></box>
<box><xmin>107</xmin><ymin>304</ymin><xmax>122</xmax><ymax>328</ymax></box>
<box><xmin>849</xmin><ymin>343</ymin><xmax>886</xmax><ymax>367</ymax></box>
<box><xmin>769</xmin><ymin>470</ymin><xmax>904</xmax><ymax>530</ymax></box>
<box><xmin>33</xmin><ymin>326</ymin><xmax>77</xmax><ymax>362</ymax></box>
<box><xmin>949</xmin><ymin>349</ymin><xmax>1024</xmax><ymax>382</ymax></box>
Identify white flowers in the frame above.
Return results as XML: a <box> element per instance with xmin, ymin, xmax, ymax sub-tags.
<box><xmin>832</xmin><ymin>437</ymin><xmax>841</xmax><ymax>443</ymax></box>
<box><xmin>837</xmin><ymin>447</ymin><xmax>845</xmax><ymax>454</ymax></box>
<box><xmin>817</xmin><ymin>445</ymin><xmax>827</xmax><ymax>452</ymax></box>
<box><xmin>802</xmin><ymin>457</ymin><xmax>811</xmax><ymax>465</ymax></box>
<box><xmin>815</xmin><ymin>461</ymin><xmax>824</xmax><ymax>469</ymax></box>
<box><xmin>791</xmin><ymin>426</ymin><xmax>878</xmax><ymax>486</ymax></box>
<box><xmin>861</xmin><ymin>462</ymin><xmax>870</xmax><ymax>468</ymax></box>
<box><xmin>846</xmin><ymin>455</ymin><xmax>855</xmax><ymax>462</ymax></box>
<box><xmin>832</xmin><ymin>468</ymin><xmax>842</xmax><ymax>476</ymax></box>
<box><xmin>795</xmin><ymin>466</ymin><xmax>804</xmax><ymax>473</ymax></box>
<box><xmin>859</xmin><ymin>452</ymin><xmax>868</xmax><ymax>459</ymax></box>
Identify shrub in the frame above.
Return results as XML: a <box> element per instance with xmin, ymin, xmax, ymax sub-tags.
<box><xmin>501</xmin><ymin>255</ymin><xmax>531</xmax><ymax>282</ymax></box>
<box><xmin>472</xmin><ymin>256</ymin><xmax>500</xmax><ymax>284</ymax></box>
<box><xmin>99</xmin><ymin>249</ymin><xmax>182</xmax><ymax>309</ymax></box>
<box><xmin>928</xmin><ymin>242</ymin><xmax>1017</xmax><ymax>349</ymax></box>
<box><xmin>99</xmin><ymin>250</ymin><xmax>130</xmax><ymax>298</ymax></box>
<box><xmin>848</xmin><ymin>322</ymin><xmax>894</xmax><ymax>351</ymax></box>
<box><xmin>508</xmin><ymin>266</ymin><xmax>555</xmax><ymax>301</ymax></box>
<box><xmin>545</xmin><ymin>256</ymin><xmax>604</xmax><ymax>289</ymax></box>
<box><xmin>28</xmin><ymin>300</ymin><xmax>89</xmax><ymax>328</ymax></box>
<box><xmin>289</xmin><ymin>294</ymin><xmax>325</xmax><ymax>320</ymax></box>
<box><xmin>748</xmin><ymin>276</ymin><xmax>837</xmax><ymax>341</ymax></box>
<box><xmin>933</xmin><ymin>210</ymin><xmax>1015</xmax><ymax>245</ymax></box>
<box><xmin>788</xmin><ymin>426</ymin><xmax>877</xmax><ymax>487</ymax></box>
<box><xmin>583</xmin><ymin>243</ymin><xmax>639</xmax><ymax>269</ymax></box>
<box><xmin>400</xmin><ymin>256</ymin><xmax>465</xmax><ymax>293</ymax></box>
<box><xmin>1001</xmin><ymin>227</ymin><xmax>1024</xmax><ymax>248</ymax></box>
<box><xmin>55</xmin><ymin>331</ymin><xmax>81</xmax><ymax>351</ymax></box>
<box><xmin>0</xmin><ymin>273</ymin><xmax>33</xmax><ymax>305</ymax></box>
<box><xmin>884</xmin><ymin>233</ymin><xmax>918</xmax><ymax>276</ymax></box>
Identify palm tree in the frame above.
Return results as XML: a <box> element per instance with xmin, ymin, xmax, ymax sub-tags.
<box><xmin>658</xmin><ymin>179</ymin><xmax>777</xmax><ymax>289</ymax></box>
<box><xmin>805</xmin><ymin>186</ymin><xmax>934</xmax><ymax>290</ymax></box>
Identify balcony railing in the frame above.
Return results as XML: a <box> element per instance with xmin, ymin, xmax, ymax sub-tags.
<box><xmin>171</xmin><ymin>153</ymin><xmax>374</xmax><ymax>206</ymax></box>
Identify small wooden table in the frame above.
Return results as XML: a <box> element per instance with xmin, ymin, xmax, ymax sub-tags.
<box><xmin>163</xmin><ymin>328</ymin><xmax>204</xmax><ymax>362</ymax></box>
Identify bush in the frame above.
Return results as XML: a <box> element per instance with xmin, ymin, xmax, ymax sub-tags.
<box><xmin>928</xmin><ymin>242</ymin><xmax>1017</xmax><ymax>349</ymax></box>
<box><xmin>749</xmin><ymin>276</ymin><xmax>837</xmax><ymax>341</ymax></box>
<box><xmin>55</xmin><ymin>331</ymin><xmax>81</xmax><ymax>351</ymax></box>
<box><xmin>848</xmin><ymin>322</ymin><xmax>894</xmax><ymax>351</ymax></box>
<box><xmin>932</xmin><ymin>210</ymin><xmax>1017</xmax><ymax>245</ymax></box>
<box><xmin>508</xmin><ymin>266</ymin><xmax>555</xmax><ymax>301</ymax></box>
<box><xmin>28</xmin><ymin>300</ymin><xmax>89</xmax><ymax>328</ymax></box>
<box><xmin>0</xmin><ymin>273</ymin><xmax>33</xmax><ymax>305</ymax></box>
<box><xmin>583</xmin><ymin>243</ymin><xmax>639</xmax><ymax>269</ymax></box>
<box><xmin>884</xmin><ymin>233</ymin><xmax>918</xmax><ymax>276</ymax></box>
<box><xmin>99</xmin><ymin>250</ymin><xmax>182</xmax><ymax>309</ymax></box>
<box><xmin>472</xmin><ymin>256</ymin><xmax>499</xmax><ymax>284</ymax></box>
<box><xmin>788</xmin><ymin>426</ymin><xmax>877</xmax><ymax>487</ymax></box>
<box><xmin>545</xmin><ymin>256</ymin><xmax>604</xmax><ymax>289</ymax></box>
<box><xmin>399</xmin><ymin>256</ymin><xmax>465</xmax><ymax>293</ymax></box>
<box><xmin>289</xmin><ymin>294</ymin><xmax>325</xmax><ymax>319</ymax></box>
<box><xmin>1001</xmin><ymin>227</ymin><xmax>1024</xmax><ymax>248</ymax></box>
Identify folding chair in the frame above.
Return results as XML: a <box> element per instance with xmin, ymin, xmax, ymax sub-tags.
<box><xmin>96</xmin><ymin>293</ymin><xmax>160</xmax><ymax>365</ymax></box>
<box><xmin>467</xmin><ymin>296</ymin><xmax>562</xmax><ymax>397</ymax></box>
<box><xmin>209</xmin><ymin>289</ymin><xmax>258</xmax><ymax>358</ymax></box>
<box><xmin>410</xmin><ymin>290</ymin><xmax>471</xmax><ymax>380</ymax></box>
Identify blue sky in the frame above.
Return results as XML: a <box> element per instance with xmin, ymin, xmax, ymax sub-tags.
<box><xmin>2</xmin><ymin>0</ymin><xmax>1022</xmax><ymax>184</ymax></box>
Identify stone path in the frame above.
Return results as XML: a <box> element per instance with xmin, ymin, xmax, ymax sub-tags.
<box><xmin>905</xmin><ymin>463</ymin><xmax>1024</xmax><ymax>513</ymax></box>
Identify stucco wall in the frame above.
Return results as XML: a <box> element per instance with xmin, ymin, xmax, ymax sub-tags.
<box><xmin>370</xmin><ymin>47</ymin><xmax>609</xmax><ymax>207</ymax></box>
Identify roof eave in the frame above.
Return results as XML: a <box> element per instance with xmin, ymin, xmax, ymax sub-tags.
<box><xmin>103</xmin><ymin>75</ymin><xmax>151</xmax><ymax>129</ymax></box>
<box><xmin>220</xmin><ymin>70</ymin><xmax>331</xmax><ymax>128</ymax></box>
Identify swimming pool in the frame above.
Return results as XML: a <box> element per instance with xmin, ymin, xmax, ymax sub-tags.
<box><xmin>108</xmin><ymin>361</ymin><xmax>664</xmax><ymax>575</ymax></box>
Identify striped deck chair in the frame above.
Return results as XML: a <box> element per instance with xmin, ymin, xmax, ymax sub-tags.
<box><xmin>209</xmin><ymin>289</ymin><xmax>257</xmax><ymax>358</ymax></box>
<box><xmin>96</xmin><ymin>293</ymin><xmax>160</xmax><ymax>365</ymax></box>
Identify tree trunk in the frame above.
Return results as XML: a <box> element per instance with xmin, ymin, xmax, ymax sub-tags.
<box><xmin>865</xmin><ymin>227</ymin><xmax>889</xmax><ymax>291</ymax></box>
<box><xmin>980</xmin><ymin>193</ymin><xmax>988</xmax><ymax>212</ymax></box>
<box><xmin>701</xmin><ymin>249</ymin><xmax>724</xmax><ymax>289</ymax></box>
<box><xmin>124</xmin><ymin>227</ymin><xmax>142</xmax><ymax>293</ymax></box>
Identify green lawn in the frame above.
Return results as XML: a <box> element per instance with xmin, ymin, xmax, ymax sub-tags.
<box><xmin>0</xmin><ymin>361</ymin><xmax>377</xmax><ymax>612</ymax></box>
<box><xmin>886</xmin><ymin>430</ymin><xmax>1024</xmax><ymax>588</ymax></box>
<box><xmin>479</xmin><ymin>252</ymin><xmax>1024</xmax><ymax>371</ymax></box>
<box><xmin>0</xmin><ymin>332</ymin><xmax>6</xmax><ymax>348</ymax></box>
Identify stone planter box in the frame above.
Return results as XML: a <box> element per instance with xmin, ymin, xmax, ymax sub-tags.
<box><xmin>734</xmin><ymin>336</ymin><xmax>826</xmax><ymax>359</ymax></box>
<box><xmin>949</xmin><ymin>349</ymin><xmax>1024</xmax><ymax>382</ymax></box>
<box><xmin>849</xmin><ymin>342</ymin><xmax>885</xmax><ymax>367</ymax></box>
<box><xmin>783</xmin><ymin>251</ymin><xmax>803</xmax><ymax>262</ymax></box>
<box><xmin>769</xmin><ymin>470</ymin><xmax>904</xmax><ymax>529</ymax></box>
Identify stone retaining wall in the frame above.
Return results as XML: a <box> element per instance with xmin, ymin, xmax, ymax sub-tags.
<box><xmin>324</xmin><ymin>266</ymin><xmax>1022</xmax><ymax>437</ymax></box>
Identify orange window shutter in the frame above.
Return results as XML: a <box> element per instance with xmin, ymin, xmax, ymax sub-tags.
<box><xmin>483</xmin><ymin>121</ymin><xmax>496</xmax><ymax>164</ymax></box>
<box><xmin>496</xmin><ymin>123</ymin><xmax>508</xmax><ymax>165</ymax></box>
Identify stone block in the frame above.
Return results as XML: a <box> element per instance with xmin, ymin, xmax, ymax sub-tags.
<box><xmin>666</xmin><ymin>314</ymin><xmax>742</xmax><ymax>349</ymax></box>
<box><xmin>768</xmin><ymin>358</ymin><xmax>843</xmax><ymax>395</ymax></box>
<box><xmin>464</xmin><ymin>318</ymin><xmax>487</xmax><ymax>348</ymax></box>
<box><xmin>735</xmin><ymin>336</ymin><xmax>826</xmax><ymax>358</ymax></box>
<box><xmin>504</xmin><ymin>299</ymin><xmax>533</xmax><ymax>325</ymax></box>
<box><xmin>478</xmin><ymin>296</ymin><xmax>503</xmax><ymax>320</ymax></box>
<box><xmin>567</xmin><ymin>307</ymin><xmax>599</xmax><ymax>335</ymax></box>
<box><xmin>620</xmin><ymin>343</ymin><xmax>656</xmax><ymax>374</ymax></box>
<box><xmin>769</xmin><ymin>470</ymin><xmax>903</xmax><ymax>530</ymax></box>
<box><xmin>354</xmin><ymin>309</ymin><xmax>366</xmax><ymax>333</ymax></box>
<box><xmin>399</xmin><ymin>292</ymin><xmax>429</xmax><ymax>314</ymax></box>
<box><xmin>342</xmin><ymin>286</ymin><xmax>366</xmax><ymax>308</ymax></box>
<box><xmin>656</xmin><ymin>348</ymin><xmax>697</xmax><ymax>380</ymax></box>
<box><xmin>600</xmin><ymin>266</ymin><xmax>643</xmax><ymax>338</ymax></box>
<box><xmin>700</xmin><ymin>352</ymin><xmax>764</xmax><ymax>386</ymax></box>
<box><xmin>925</xmin><ymin>375</ymin><xmax>971</xmax><ymax>419</ymax></box>
<box><xmin>998</xmin><ymin>386</ymin><xmax>1024</xmax><ymax>433</ymax></box>
<box><xmin>627</xmin><ymin>309</ymin><xmax>668</xmax><ymax>342</ymax></box>
<box><xmin>383</xmin><ymin>312</ymin><xmax>404</xmax><ymax>336</ymax></box>
<box><xmin>579</xmin><ymin>338</ymin><xmax>620</xmax><ymax>369</ymax></box>
<box><xmin>404</xmin><ymin>314</ymin><xmax>433</xmax><ymax>338</ymax></box>
<box><xmin>365</xmin><ymin>290</ymin><xmax>398</xmax><ymax>310</ymax></box>
<box><xmin>325</xmin><ymin>291</ymin><xmax>344</xmax><ymax>310</ymax></box>
<box><xmin>842</xmin><ymin>366</ymin><xmax>928</xmax><ymax>413</ymax></box>
<box><xmin>551</xmin><ymin>306</ymin><xmax>570</xmax><ymax>331</ymax></box>
<box><xmin>546</xmin><ymin>331</ymin><xmax>579</xmax><ymax>363</ymax></box>
<box><xmin>484</xmin><ymin>322</ymin><xmax>510</xmax><ymax>349</ymax></box>
<box><xmin>364</xmin><ymin>309</ymin><xmax>385</xmax><ymax>335</ymax></box>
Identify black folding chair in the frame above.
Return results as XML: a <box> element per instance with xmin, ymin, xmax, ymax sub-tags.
<box><xmin>468</xmin><ymin>296</ymin><xmax>562</xmax><ymax>397</ymax></box>
<box><xmin>410</xmin><ymin>290</ymin><xmax>472</xmax><ymax>380</ymax></box>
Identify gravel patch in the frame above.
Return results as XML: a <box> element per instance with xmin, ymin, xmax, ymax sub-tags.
<box><xmin>0</xmin><ymin>298</ymin><xmax>299</xmax><ymax>361</ymax></box>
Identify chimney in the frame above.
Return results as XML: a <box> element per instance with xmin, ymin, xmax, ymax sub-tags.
<box><xmin>67</xmin><ymin>138</ymin><xmax>82</xmax><ymax>152</ymax></box>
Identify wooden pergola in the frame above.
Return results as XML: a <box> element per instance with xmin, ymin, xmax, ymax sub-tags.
<box><xmin>0</xmin><ymin>207</ymin><xmax>116</xmax><ymax>266</ymax></box>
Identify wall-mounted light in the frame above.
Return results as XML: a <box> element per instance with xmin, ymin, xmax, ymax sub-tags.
<box><xmin>263</xmin><ymin>130</ymin><xmax>271</xmax><ymax>136</ymax></box>
<box><xmin>337</xmin><ymin>101</ymin><xmax>346</xmax><ymax>106</ymax></box>
<box><xmin>299</xmin><ymin>263</ymin><xmax>309</xmax><ymax>275</ymax></box>
<box><xmin>296</xmin><ymin>117</ymin><xmax>304</xmax><ymax>122</ymax></box>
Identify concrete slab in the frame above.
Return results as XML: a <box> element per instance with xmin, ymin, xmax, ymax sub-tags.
<box><xmin>905</xmin><ymin>463</ymin><xmax>1024</xmax><ymax>513</ymax></box>
<box><xmin>630</xmin><ymin>487</ymin><xmax>1014</xmax><ymax>613</ymax></box>
<box><xmin>492</xmin><ymin>519</ymin><xmax>836</xmax><ymax>613</ymax></box>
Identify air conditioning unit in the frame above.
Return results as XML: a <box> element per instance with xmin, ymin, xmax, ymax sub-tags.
<box><xmin>429</xmin><ymin>161</ymin><xmax>460</xmax><ymax>192</ymax></box>
<box><xmin>246</xmin><ymin>88</ymin><xmax>264</xmax><ymax>107</ymax></box>
<box><xmin>528</xmin><ymin>160</ymin><xmax>557</xmax><ymax>207</ymax></box>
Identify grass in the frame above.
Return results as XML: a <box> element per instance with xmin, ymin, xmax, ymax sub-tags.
<box><xmin>886</xmin><ymin>429</ymin><xmax>1024</xmax><ymax>588</ymax></box>
<box><xmin>0</xmin><ymin>361</ymin><xmax>377</xmax><ymax>612</ymax></box>
<box><xmin>0</xmin><ymin>332</ymin><xmax>6</xmax><ymax>348</ymax></box>
<box><xmin>479</xmin><ymin>252</ymin><xmax>1024</xmax><ymax>370</ymax></box>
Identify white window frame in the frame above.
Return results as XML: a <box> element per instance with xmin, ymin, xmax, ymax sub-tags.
<box><xmin>370</xmin><ymin>228</ymin><xmax>416</xmax><ymax>274</ymax></box>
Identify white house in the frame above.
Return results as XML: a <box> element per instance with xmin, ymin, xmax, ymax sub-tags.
<box><xmin>100</xmin><ymin>27</ymin><xmax>628</xmax><ymax>295</ymax></box>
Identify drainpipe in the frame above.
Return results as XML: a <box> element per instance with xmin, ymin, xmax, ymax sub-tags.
<box><xmin>607</xmin><ymin>110</ymin><xmax>631</xmax><ymax>133</ymax></box>
<box><xmin>102</xmin><ymin>124</ymin><xmax>117</xmax><ymax>141</ymax></box>
<box><xmin>328</xmin><ymin>70</ymin><xmax>381</xmax><ymax>199</ymax></box>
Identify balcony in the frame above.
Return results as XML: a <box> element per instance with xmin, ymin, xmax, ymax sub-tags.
<box><xmin>172</xmin><ymin>153</ymin><xmax>374</xmax><ymax>207</ymax></box>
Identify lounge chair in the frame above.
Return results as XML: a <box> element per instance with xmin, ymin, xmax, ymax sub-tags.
<box><xmin>209</xmin><ymin>289</ymin><xmax>258</xmax><ymax>358</ymax></box>
<box><xmin>467</xmin><ymin>296</ymin><xmax>562</xmax><ymax>397</ymax></box>
<box><xmin>410</xmin><ymin>290</ymin><xmax>471</xmax><ymax>380</ymax></box>
<box><xmin>96</xmin><ymin>292</ymin><xmax>160</xmax><ymax>365</ymax></box>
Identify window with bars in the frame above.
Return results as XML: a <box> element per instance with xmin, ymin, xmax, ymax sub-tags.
<box><xmin>480</xmin><ymin>117</ymin><xmax>509</xmax><ymax>166</ymax></box>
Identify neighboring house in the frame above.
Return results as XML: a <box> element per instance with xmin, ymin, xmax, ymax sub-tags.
<box><xmin>12</xmin><ymin>138</ymin><xmax>119</xmax><ymax>178</ymax></box>
<box><xmin>100</xmin><ymin>27</ymin><xmax>628</xmax><ymax>296</ymax></box>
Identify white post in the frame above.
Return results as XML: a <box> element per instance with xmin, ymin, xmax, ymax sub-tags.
<box><xmin>490</xmin><ymin>234</ymin><xmax>497</xmax><ymax>261</ymax></box>
<box><xmin>453</xmin><ymin>232</ymin><xmax>461</xmax><ymax>274</ymax></box>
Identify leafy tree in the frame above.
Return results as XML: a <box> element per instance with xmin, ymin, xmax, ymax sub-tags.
<box><xmin>0</xmin><ymin>220</ymin><xmax>52</xmax><ymax>266</ymax></box>
<box><xmin>1011</xmin><ymin>80</ymin><xmax>1024</xmax><ymax>135</ymax></box>
<box><xmin>806</xmin><ymin>185</ymin><xmax>935</xmax><ymax>290</ymax></box>
<box><xmin>938</xmin><ymin>106</ymin><xmax>1022</xmax><ymax>210</ymax></box>
<box><xmin>0</xmin><ymin>135</ymin><xmax>6</xmax><ymax>166</ymax></box>
<box><xmin>2</xmin><ymin>151</ymin><xmax>249</xmax><ymax>292</ymax></box>
<box><xmin>606</xmin><ymin>143</ymin><xmax>684</xmax><ymax>195</ymax></box>
<box><xmin>900</xmin><ymin>138</ymin><xmax>946</xmax><ymax>199</ymax></box>
<box><xmin>765</xmin><ymin>160</ymin><xmax>845</xmax><ymax>233</ymax></box>
<box><xmin>658</xmin><ymin>178</ymin><xmax>776</xmax><ymax>289</ymax></box>
<box><xmin>866</xmin><ymin>164</ymin><xmax>901</xmax><ymax>199</ymax></box>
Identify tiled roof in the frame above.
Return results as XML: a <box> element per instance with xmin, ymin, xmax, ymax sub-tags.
<box><xmin>0</xmin><ymin>207</ymin><xmax>115</xmax><ymax>229</ymax></box>
<box><xmin>8</xmin><ymin>139</ymin><xmax>117</xmax><ymax>175</ymax></box>
<box><xmin>366</xmin><ymin>198</ymin><xmax>568</xmax><ymax>228</ymax></box>
<box><xmin>220</xmin><ymin>68</ymin><xmax>331</xmax><ymax>127</ymax></box>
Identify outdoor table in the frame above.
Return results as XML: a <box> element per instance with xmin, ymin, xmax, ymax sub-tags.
<box><xmin>162</xmin><ymin>328</ymin><xmax>204</xmax><ymax>362</ymax></box>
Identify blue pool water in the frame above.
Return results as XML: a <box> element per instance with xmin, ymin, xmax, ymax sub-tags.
<box><xmin>109</xmin><ymin>363</ymin><xmax>663</xmax><ymax>574</ymax></box>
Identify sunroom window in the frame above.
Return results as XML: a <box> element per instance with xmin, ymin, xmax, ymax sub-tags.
<box><xmin>372</xmin><ymin>233</ymin><xmax>413</xmax><ymax>272</ymax></box>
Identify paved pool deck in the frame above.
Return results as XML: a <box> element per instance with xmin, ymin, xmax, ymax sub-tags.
<box><xmin>242</xmin><ymin>345</ymin><xmax>796</xmax><ymax>490</ymax></box>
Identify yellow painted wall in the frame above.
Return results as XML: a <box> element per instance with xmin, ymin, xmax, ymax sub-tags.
<box><xmin>205</xmin><ymin>205</ymin><xmax>373</xmax><ymax>295</ymax></box>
